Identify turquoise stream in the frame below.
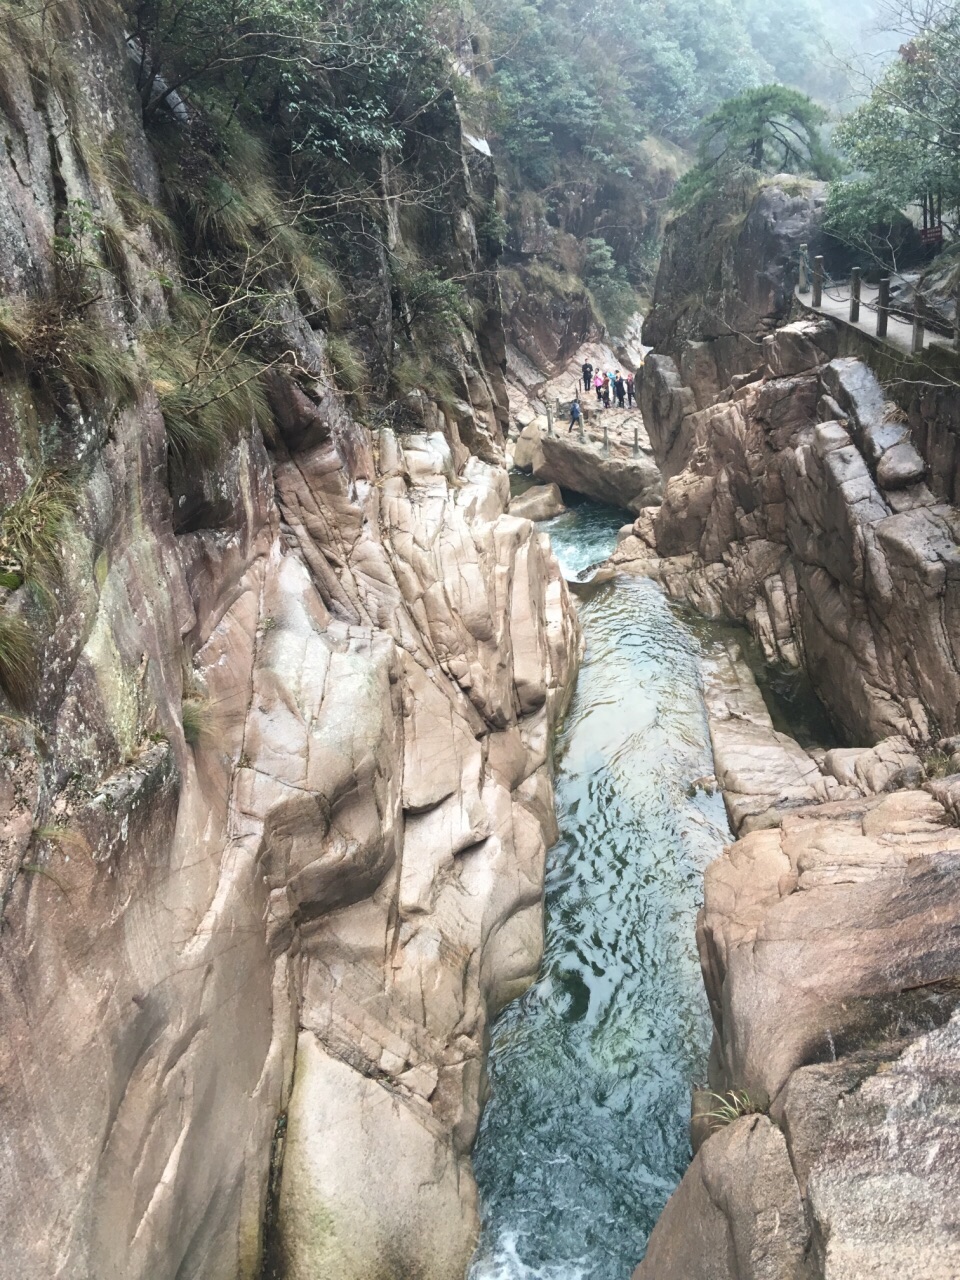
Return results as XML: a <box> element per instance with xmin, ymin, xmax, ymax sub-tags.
<box><xmin>469</xmin><ymin>495</ymin><xmax>732</xmax><ymax>1279</ymax></box>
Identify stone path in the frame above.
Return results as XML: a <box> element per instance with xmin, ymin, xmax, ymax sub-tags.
<box><xmin>507</xmin><ymin>340</ymin><xmax>662</xmax><ymax>512</ymax></box>
<box><xmin>797</xmin><ymin>282</ymin><xmax>958</xmax><ymax>358</ymax></box>
<box><xmin>537</xmin><ymin>342</ymin><xmax>650</xmax><ymax>455</ymax></box>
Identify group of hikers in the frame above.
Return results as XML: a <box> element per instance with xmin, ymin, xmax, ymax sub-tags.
<box><xmin>567</xmin><ymin>359</ymin><xmax>638</xmax><ymax>431</ymax></box>
<box><xmin>583</xmin><ymin>360</ymin><xmax>636</xmax><ymax>410</ymax></box>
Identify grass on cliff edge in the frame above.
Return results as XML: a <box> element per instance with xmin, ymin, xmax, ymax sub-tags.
<box><xmin>145</xmin><ymin>317</ymin><xmax>272</xmax><ymax>466</ymax></box>
<box><xmin>181</xmin><ymin>696</ymin><xmax>218</xmax><ymax>748</ymax></box>
<box><xmin>0</xmin><ymin>471</ymin><xmax>74</xmax><ymax>604</ymax></box>
<box><xmin>0</xmin><ymin>301</ymin><xmax>140</xmax><ymax>408</ymax></box>
<box><xmin>0</xmin><ymin>613</ymin><xmax>36</xmax><ymax>710</ymax></box>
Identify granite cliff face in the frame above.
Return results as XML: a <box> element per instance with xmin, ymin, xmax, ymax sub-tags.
<box><xmin>630</xmin><ymin>182</ymin><xmax>960</xmax><ymax>746</ymax></box>
<box><xmin>627</xmin><ymin>179</ymin><xmax>960</xmax><ymax>1280</ymax></box>
<box><xmin>0</xmin><ymin>9</ymin><xmax>579</xmax><ymax>1279</ymax></box>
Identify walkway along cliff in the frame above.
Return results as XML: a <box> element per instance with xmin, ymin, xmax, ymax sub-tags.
<box><xmin>618</xmin><ymin>175</ymin><xmax>960</xmax><ymax>1280</ymax></box>
<box><xmin>0</xmin><ymin>8</ymin><xmax>581</xmax><ymax>1278</ymax></box>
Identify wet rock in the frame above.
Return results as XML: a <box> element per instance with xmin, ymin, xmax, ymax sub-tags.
<box><xmin>509</xmin><ymin>482</ymin><xmax>566</xmax><ymax>522</ymax></box>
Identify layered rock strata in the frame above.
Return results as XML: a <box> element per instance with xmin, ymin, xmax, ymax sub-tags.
<box><xmin>0</xmin><ymin>12</ymin><xmax>580</xmax><ymax>1280</ymax></box>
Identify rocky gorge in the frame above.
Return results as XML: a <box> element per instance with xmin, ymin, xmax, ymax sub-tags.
<box><xmin>3</xmin><ymin>2</ymin><xmax>960</xmax><ymax>1278</ymax></box>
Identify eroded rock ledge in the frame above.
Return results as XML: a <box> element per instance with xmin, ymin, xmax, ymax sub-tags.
<box><xmin>635</xmin><ymin>783</ymin><xmax>960</xmax><ymax>1280</ymax></box>
<box><xmin>621</xmin><ymin>319</ymin><xmax>960</xmax><ymax>745</ymax></box>
<box><xmin>629</xmin><ymin>648</ymin><xmax>960</xmax><ymax>1280</ymax></box>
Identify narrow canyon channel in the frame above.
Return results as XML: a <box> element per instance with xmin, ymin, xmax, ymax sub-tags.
<box><xmin>469</xmin><ymin>496</ymin><xmax>732</xmax><ymax>1279</ymax></box>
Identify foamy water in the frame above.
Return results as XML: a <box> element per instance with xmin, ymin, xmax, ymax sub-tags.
<box><xmin>471</xmin><ymin>1232</ymin><xmax>592</xmax><ymax>1280</ymax></box>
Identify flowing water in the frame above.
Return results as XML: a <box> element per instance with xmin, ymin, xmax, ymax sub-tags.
<box><xmin>470</xmin><ymin>494</ymin><xmax>732</xmax><ymax>1280</ymax></box>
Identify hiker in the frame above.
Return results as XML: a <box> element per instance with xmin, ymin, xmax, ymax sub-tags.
<box><xmin>568</xmin><ymin>398</ymin><xmax>582</xmax><ymax>432</ymax></box>
<box><xmin>582</xmin><ymin>359</ymin><xmax>594</xmax><ymax>392</ymax></box>
<box><xmin>593</xmin><ymin>372</ymin><xmax>603</xmax><ymax>403</ymax></box>
<box><xmin>601</xmin><ymin>374</ymin><xmax>611</xmax><ymax>408</ymax></box>
<box><xmin>626</xmin><ymin>373</ymin><xmax>635</xmax><ymax>407</ymax></box>
<box><xmin>614</xmin><ymin>372</ymin><xmax>626</xmax><ymax>408</ymax></box>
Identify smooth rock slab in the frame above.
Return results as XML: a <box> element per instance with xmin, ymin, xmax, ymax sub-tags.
<box><xmin>276</xmin><ymin>1034</ymin><xmax>477</xmax><ymax>1280</ymax></box>
<box><xmin>509</xmin><ymin>482</ymin><xmax>566</xmax><ymax>522</ymax></box>
<box><xmin>532</xmin><ymin>427</ymin><xmax>662</xmax><ymax>512</ymax></box>
<box><xmin>632</xmin><ymin>1115</ymin><xmax>808</xmax><ymax>1280</ymax></box>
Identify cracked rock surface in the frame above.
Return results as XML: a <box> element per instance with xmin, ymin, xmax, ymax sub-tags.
<box><xmin>0</xmin><ymin>15</ymin><xmax>580</xmax><ymax>1279</ymax></box>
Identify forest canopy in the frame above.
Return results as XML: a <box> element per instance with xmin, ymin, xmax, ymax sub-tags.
<box><xmin>825</xmin><ymin>0</ymin><xmax>960</xmax><ymax>261</ymax></box>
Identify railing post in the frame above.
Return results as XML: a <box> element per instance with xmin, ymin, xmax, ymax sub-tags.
<box><xmin>579</xmin><ymin>412</ymin><xmax>585</xmax><ymax>443</ymax></box>
<box><xmin>602</xmin><ymin>421</ymin><xmax>609</xmax><ymax>455</ymax></box>
<box><xmin>546</xmin><ymin>402</ymin><xmax>554</xmax><ymax>436</ymax></box>
<box><xmin>912</xmin><ymin>311</ymin><xmax>925</xmax><ymax>355</ymax></box>
<box><xmin>799</xmin><ymin>243</ymin><xmax>810</xmax><ymax>295</ymax></box>
<box><xmin>849</xmin><ymin>268</ymin><xmax>862</xmax><ymax>324</ymax></box>
<box><xmin>877</xmin><ymin>277</ymin><xmax>890</xmax><ymax>339</ymax></box>
<box><xmin>633</xmin><ymin>426</ymin><xmax>639</xmax><ymax>458</ymax></box>
<box><xmin>812</xmin><ymin>256</ymin><xmax>824</xmax><ymax>308</ymax></box>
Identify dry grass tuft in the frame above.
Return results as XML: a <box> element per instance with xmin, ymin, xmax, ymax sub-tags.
<box><xmin>0</xmin><ymin>613</ymin><xmax>36</xmax><ymax>709</ymax></box>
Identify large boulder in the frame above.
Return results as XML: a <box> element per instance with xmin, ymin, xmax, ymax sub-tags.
<box><xmin>643</xmin><ymin>178</ymin><xmax>827</xmax><ymax>390</ymax></box>
<box><xmin>509</xmin><ymin>482</ymin><xmax>566</xmax><ymax>521</ymax></box>
<box><xmin>530</xmin><ymin>425</ymin><xmax>663</xmax><ymax>512</ymax></box>
<box><xmin>698</xmin><ymin>789</ymin><xmax>960</xmax><ymax>1103</ymax></box>
<box><xmin>632</xmin><ymin>1116</ymin><xmax>808</xmax><ymax>1280</ymax></box>
<box><xmin>632</xmin><ymin>787</ymin><xmax>960</xmax><ymax>1280</ymax></box>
